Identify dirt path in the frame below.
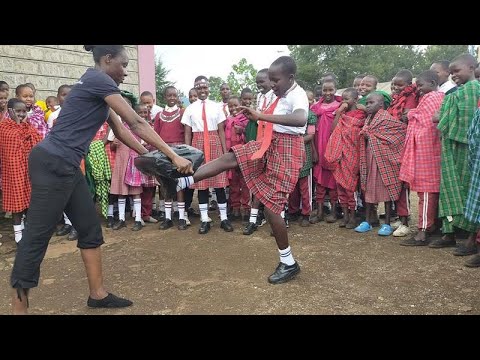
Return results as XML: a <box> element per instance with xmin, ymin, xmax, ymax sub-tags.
<box><xmin>0</xmin><ymin>199</ymin><xmax>479</xmax><ymax>315</ymax></box>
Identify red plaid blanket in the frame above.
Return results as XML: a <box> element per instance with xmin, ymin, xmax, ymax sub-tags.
<box><xmin>399</xmin><ymin>91</ymin><xmax>444</xmax><ymax>192</ymax></box>
<box><xmin>359</xmin><ymin>110</ymin><xmax>407</xmax><ymax>201</ymax></box>
<box><xmin>0</xmin><ymin>119</ymin><xmax>42</xmax><ymax>212</ymax></box>
<box><xmin>387</xmin><ymin>84</ymin><xmax>419</xmax><ymax>122</ymax></box>
<box><xmin>325</xmin><ymin>109</ymin><xmax>366</xmax><ymax>191</ymax></box>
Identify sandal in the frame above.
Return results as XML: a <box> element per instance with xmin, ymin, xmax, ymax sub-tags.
<box><xmin>378</xmin><ymin>224</ymin><xmax>393</xmax><ymax>236</ymax></box>
<box><xmin>354</xmin><ymin>221</ymin><xmax>372</xmax><ymax>233</ymax></box>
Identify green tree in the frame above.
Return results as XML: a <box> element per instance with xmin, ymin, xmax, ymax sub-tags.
<box><xmin>208</xmin><ymin>76</ymin><xmax>226</xmax><ymax>102</ymax></box>
<box><xmin>288</xmin><ymin>45</ymin><xmax>423</xmax><ymax>90</ymax></box>
<box><xmin>418</xmin><ymin>45</ymin><xmax>470</xmax><ymax>70</ymax></box>
<box><xmin>155</xmin><ymin>56</ymin><xmax>175</xmax><ymax>106</ymax></box>
<box><xmin>225</xmin><ymin>58</ymin><xmax>258</xmax><ymax>96</ymax></box>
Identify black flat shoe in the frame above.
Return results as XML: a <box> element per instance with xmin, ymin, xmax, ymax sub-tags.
<box><xmin>178</xmin><ymin>219</ymin><xmax>187</xmax><ymax>230</ymax></box>
<box><xmin>243</xmin><ymin>222</ymin><xmax>257</xmax><ymax>235</ymax></box>
<box><xmin>131</xmin><ymin>221</ymin><xmax>144</xmax><ymax>231</ymax></box>
<box><xmin>87</xmin><ymin>293</ymin><xmax>133</xmax><ymax>308</ymax></box>
<box><xmin>67</xmin><ymin>228</ymin><xmax>78</xmax><ymax>241</ymax></box>
<box><xmin>112</xmin><ymin>220</ymin><xmax>126</xmax><ymax>230</ymax></box>
<box><xmin>268</xmin><ymin>262</ymin><xmax>300</xmax><ymax>284</ymax></box>
<box><xmin>56</xmin><ymin>224</ymin><xmax>72</xmax><ymax>236</ymax></box>
<box><xmin>220</xmin><ymin>219</ymin><xmax>234</xmax><ymax>232</ymax></box>
<box><xmin>159</xmin><ymin>219</ymin><xmax>174</xmax><ymax>230</ymax></box>
<box><xmin>199</xmin><ymin>221</ymin><xmax>211</xmax><ymax>234</ymax></box>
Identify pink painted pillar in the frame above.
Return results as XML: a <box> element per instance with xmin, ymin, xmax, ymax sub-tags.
<box><xmin>137</xmin><ymin>45</ymin><xmax>156</xmax><ymax>99</ymax></box>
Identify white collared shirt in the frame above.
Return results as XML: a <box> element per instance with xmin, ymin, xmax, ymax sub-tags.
<box><xmin>151</xmin><ymin>104</ymin><xmax>163</xmax><ymax>119</ymax></box>
<box><xmin>272</xmin><ymin>83</ymin><xmax>309</xmax><ymax>135</ymax></box>
<box><xmin>256</xmin><ymin>90</ymin><xmax>277</xmax><ymax>112</ymax></box>
<box><xmin>439</xmin><ymin>80</ymin><xmax>456</xmax><ymax>94</ymax></box>
<box><xmin>181</xmin><ymin>98</ymin><xmax>226</xmax><ymax>132</ymax></box>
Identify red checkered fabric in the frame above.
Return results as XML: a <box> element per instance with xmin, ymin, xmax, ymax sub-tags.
<box><xmin>232</xmin><ymin>132</ymin><xmax>305</xmax><ymax>214</ymax></box>
<box><xmin>191</xmin><ymin>131</ymin><xmax>228</xmax><ymax>190</ymax></box>
<box><xmin>325</xmin><ymin>109</ymin><xmax>366</xmax><ymax>191</ymax></box>
<box><xmin>93</xmin><ymin>122</ymin><xmax>108</xmax><ymax>141</ymax></box>
<box><xmin>399</xmin><ymin>91</ymin><xmax>444</xmax><ymax>193</ymax></box>
<box><xmin>0</xmin><ymin>119</ymin><xmax>42</xmax><ymax>212</ymax></box>
<box><xmin>359</xmin><ymin>110</ymin><xmax>407</xmax><ymax>202</ymax></box>
<box><xmin>387</xmin><ymin>84</ymin><xmax>419</xmax><ymax>122</ymax></box>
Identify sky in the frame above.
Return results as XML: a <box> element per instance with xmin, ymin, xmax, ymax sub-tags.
<box><xmin>154</xmin><ymin>45</ymin><xmax>290</xmax><ymax>95</ymax></box>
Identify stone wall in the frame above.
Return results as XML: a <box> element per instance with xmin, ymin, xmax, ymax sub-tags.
<box><xmin>0</xmin><ymin>45</ymin><xmax>139</xmax><ymax>101</ymax></box>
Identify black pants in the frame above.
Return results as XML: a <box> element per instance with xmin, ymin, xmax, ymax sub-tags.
<box><xmin>11</xmin><ymin>146</ymin><xmax>104</xmax><ymax>289</ymax></box>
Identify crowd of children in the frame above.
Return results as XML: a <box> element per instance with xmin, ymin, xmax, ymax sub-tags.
<box><xmin>1</xmin><ymin>51</ymin><xmax>480</xmax><ymax>285</ymax></box>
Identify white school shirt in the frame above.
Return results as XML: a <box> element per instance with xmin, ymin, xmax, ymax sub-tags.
<box><xmin>47</xmin><ymin>107</ymin><xmax>61</xmax><ymax>128</ymax></box>
<box><xmin>220</xmin><ymin>101</ymin><xmax>230</xmax><ymax>117</ymax></box>
<box><xmin>439</xmin><ymin>80</ymin><xmax>456</xmax><ymax>94</ymax></box>
<box><xmin>256</xmin><ymin>90</ymin><xmax>277</xmax><ymax>112</ymax></box>
<box><xmin>151</xmin><ymin>104</ymin><xmax>163</xmax><ymax>119</ymax></box>
<box><xmin>181</xmin><ymin>98</ymin><xmax>226</xmax><ymax>132</ymax></box>
<box><xmin>272</xmin><ymin>83</ymin><xmax>309</xmax><ymax>135</ymax></box>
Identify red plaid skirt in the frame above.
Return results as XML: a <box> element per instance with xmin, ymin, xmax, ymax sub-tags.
<box><xmin>232</xmin><ymin>132</ymin><xmax>305</xmax><ymax>214</ymax></box>
<box><xmin>191</xmin><ymin>132</ymin><xmax>228</xmax><ymax>190</ymax></box>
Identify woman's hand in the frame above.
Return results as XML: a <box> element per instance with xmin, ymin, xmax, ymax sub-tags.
<box><xmin>238</xmin><ymin>106</ymin><xmax>261</xmax><ymax>122</ymax></box>
<box><xmin>173</xmin><ymin>155</ymin><xmax>194</xmax><ymax>174</ymax></box>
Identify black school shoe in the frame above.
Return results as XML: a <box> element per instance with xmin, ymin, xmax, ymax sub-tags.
<box><xmin>243</xmin><ymin>222</ymin><xmax>257</xmax><ymax>235</ymax></box>
<box><xmin>268</xmin><ymin>262</ymin><xmax>300</xmax><ymax>284</ymax></box>
<box><xmin>220</xmin><ymin>219</ymin><xmax>234</xmax><ymax>232</ymax></box>
<box><xmin>56</xmin><ymin>224</ymin><xmax>72</xmax><ymax>236</ymax></box>
<box><xmin>87</xmin><ymin>293</ymin><xmax>133</xmax><ymax>308</ymax></box>
<box><xmin>199</xmin><ymin>221</ymin><xmax>211</xmax><ymax>234</ymax></box>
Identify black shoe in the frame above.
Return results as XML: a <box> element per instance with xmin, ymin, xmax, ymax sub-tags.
<box><xmin>429</xmin><ymin>237</ymin><xmax>456</xmax><ymax>248</ymax></box>
<box><xmin>399</xmin><ymin>237</ymin><xmax>430</xmax><ymax>246</ymax></box>
<box><xmin>256</xmin><ymin>213</ymin><xmax>267</xmax><ymax>227</ymax></box>
<box><xmin>465</xmin><ymin>254</ymin><xmax>480</xmax><ymax>268</ymax></box>
<box><xmin>199</xmin><ymin>221</ymin><xmax>211</xmax><ymax>234</ymax></box>
<box><xmin>243</xmin><ymin>222</ymin><xmax>257</xmax><ymax>235</ymax></box>
<box><xmin>56</xmin><ymin>224</ymin><xmax>72</xmax><ymax>236</ymax></box>
<box><xmin>106</xmin><ymin>216</ymin><xmax>115</xmax><ymax>228</ymax></box>
<box><xmin>268</xmin><ymin>262</ymin><xmax>300</xmax><ymax>284</ymax></box>
<box><xmin>157</xmin><ymin>211</ymin><xmax>166</xmax><ymax>221</ymax></box>
<box><xmin>131</xmin><ymin>221</ymin><xmax>143</xmax><ymax>231</ymax></box>
<box><xmin>87</xmin><ymin>293</ymin><xmax>133</xmax><ymax>308</ymax></box>
<box><xmin>159</xmin><ymin>219</ymin><xmax>174</xmax><ymax>230</ymax></box>
<box><xmin>112</xmin><ymin>220</ymin><xmax>126</xmax><ymax>230</ymax></box>
<box><xmin>67</xmin><ymin>228</ymin><xmax>78</xmax><ymax>241</ymax></box>
<box><xmin>453</xmin><ymin>244</ymin><xmax>478</xmax><ymax>256</ymax></box>
<box><xmin>178</xmin><ymin>219</ymin><xmax>187</xmax><ymax>230</ymax></box>
<box><xmin>187</xmin><ymin>207</ymin><xmax>200</xmax><ymax>217</ymax></box>
<box><xmin>220</xmin><ymin>219</ymin><xmax>234</xmax><ymax>232</ymax></box>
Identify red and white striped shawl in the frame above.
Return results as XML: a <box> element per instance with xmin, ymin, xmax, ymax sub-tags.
<box><xmin>399</xmin><ymin>91</ymin><xmax>444</xmax><ymax>193</ymax></box>
<box><xmin>325</xmin><ymin>109</ymin><xmax>366</xmax><ymax>191</ymax></box>
<box><xmin>359</xmin><ymin>110</ymin><xmax>407</xmax><ymax>201</ymax></box>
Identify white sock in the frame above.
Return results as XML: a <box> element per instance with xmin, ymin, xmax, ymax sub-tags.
<box><xmin>13</xmin><ymin>225</ymin><xmax>22</xmax><ymax>243</ymax></box>
<box><xmin>199</xmin><ymin>203</ymin><xmax>209</xmax><ymax>222</ymax></box>
<box><xmin>118</xmin><ymin>198</ymin><xmax>126</xmax><ymax>221</ymax></box>
<box><xmin>108</xmin><ymin>205</ymin><xmax>114</xmax><ymax>217</ymax></box>
<box><xmin>165</xmin><ymin>201</ymin><xmax>172</xmax><ymax>220</ymax></box>
<box><xmin>178</xmin><ymin>202</ymin><xmax>185</xmax><ymax>220</ymax></box>
<box><xmin>64</xmin><ymin>213</ymin><xmax>72</xmax><ymax>226</ymax></box>
<box><xmin>134</xmin><ymin>198</ymin><xmax>142</xmax><ymax>222</ymax></box>
<box><xmin>159</xmin><ymin>199</ymin><xmax>165</xmax><ymax>212</ymax></box>
<box><xmin>218</xmin><ymin>203</ymin><xmax>228</xmax><ymax>221</ymax></box>
<box><xmin>280</xmin><ymin>210</ymin><xmax>285</xmax><ymax>219</ymax></box>
<box><xmin>279</xmin><ymin>246</ymin><xmax>295</xmax><ymax>266</ymax></box>
<box><xmin>249</xmin><ymin>208</ymin><xmax>259</xmax><ymax>224</ymax></box>
<box><xmin>177</xmin><ymin>176</ymin><xmax>195</xmax><ymax>191</ymax></box>
<box><xmin>20</xmin><ymin>218</ymin><xmax>25</xmax><ymax>230</ymax></box>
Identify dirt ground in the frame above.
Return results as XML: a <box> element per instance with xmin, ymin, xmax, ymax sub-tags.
<box><xmin>0</xmin><ymin>195</ymin><xmax>479</xmax><ymax>315</ymax></box>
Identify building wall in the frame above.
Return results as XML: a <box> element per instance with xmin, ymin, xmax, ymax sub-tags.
<box><xmin>0</xmin><ymin>45</ymin><xmax>139</xmax><ymax>101</ymax></box>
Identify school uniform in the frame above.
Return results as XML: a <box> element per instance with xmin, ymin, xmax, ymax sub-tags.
<box><xmin>231</xmin><ymin>82</ymin><xmax>308</xmax><ymax>215</ymax></box>
<box><xmin>181</xmin><ymin>98</ymin><xmax>228</xmax><ymax>190</ymax></box>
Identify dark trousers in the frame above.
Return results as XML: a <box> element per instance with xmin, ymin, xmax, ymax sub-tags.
<box><xmin>11</xmin><ymin>146</ymin><xmax>104</xmax><ymax>289</ymax></box>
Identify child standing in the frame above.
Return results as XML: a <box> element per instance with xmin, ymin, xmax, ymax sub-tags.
<box><xmin>430</xmin><ymin>61</ymin><xmax>457</xmax><ymax>95</ymax></box>
<box><xmin>109</xmin><ymin>96</ymin><xmax>146</xmax><ymax>232</ymax></box>
<box><xmin>225</xmin><ymin>96</ymin><xmax>249</xmax><ymax>220</ymax></box>
<box><xmin>181</xmin><ymin>76</ymin><xmax>233</xmax><ymax>234</ymax></box>
<box><xmin>15</xmin><ymin>84</ymin><xmax>48</xmax><ymax>139</ymax></box>
<box><xmin>430</xmin><ymin>54</ymin><xmax>480</xmax><ymax>254</ymax></box>
<box><xmin>310</xmin><ymin>81</ymin><xmax>341</xmax><ymax>223</ymax></box>
<box><xmin>140</xmin><ymin>91</ymin><xmax>163</xmax><ymax>121</ymax></box>
<box><xmin>176</xmin><ymin>56</ymin><xmax>308</xmax><ymax>284</ymax></box>
<box><xmin>399</xmin><ymin>70</ymin><xmax>444</xmax><ymax>246</ymax></box>
<box><xmin>355</xmin><ymin>93</ymin><xmax>407</xmax><ymax>236</ymax></box>
<box><xmin>154</xmin><ymin>86</ymin><xmax>187</xmax><ymax>230</ymax></box>
<box><xmin>0</xmin><ymin>99</ymin><xmax>42</xmax><ymax>243</ymax></box>
<box><xmin>325</xmin><ymin>88</ymin><xmax>366</xmax><ymax>229</ymax></box>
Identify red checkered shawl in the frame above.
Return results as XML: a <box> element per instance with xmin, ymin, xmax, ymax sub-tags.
<box><xmin>359</xmin><ymin>110</ymin><xmax>407</xmax><ymax>201</ymax></box>
<box><xmin>325</xmin><ymin>109</ymin><xmax>366</xmax><ymax>191</ymax></box>
<box><xmin>0</xmin><ymin>118</ymin><xmax>42</xmax><ymax>211</ymax></box>
<box><xmin>387</xmin><ymin>84</ymin><xmax>419</xmax><ymax>122</ymax></box>
<box><xmin>399</xmin><ymin>91</ymin><xmax>444</xmax><ymax>192</ymax></box>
